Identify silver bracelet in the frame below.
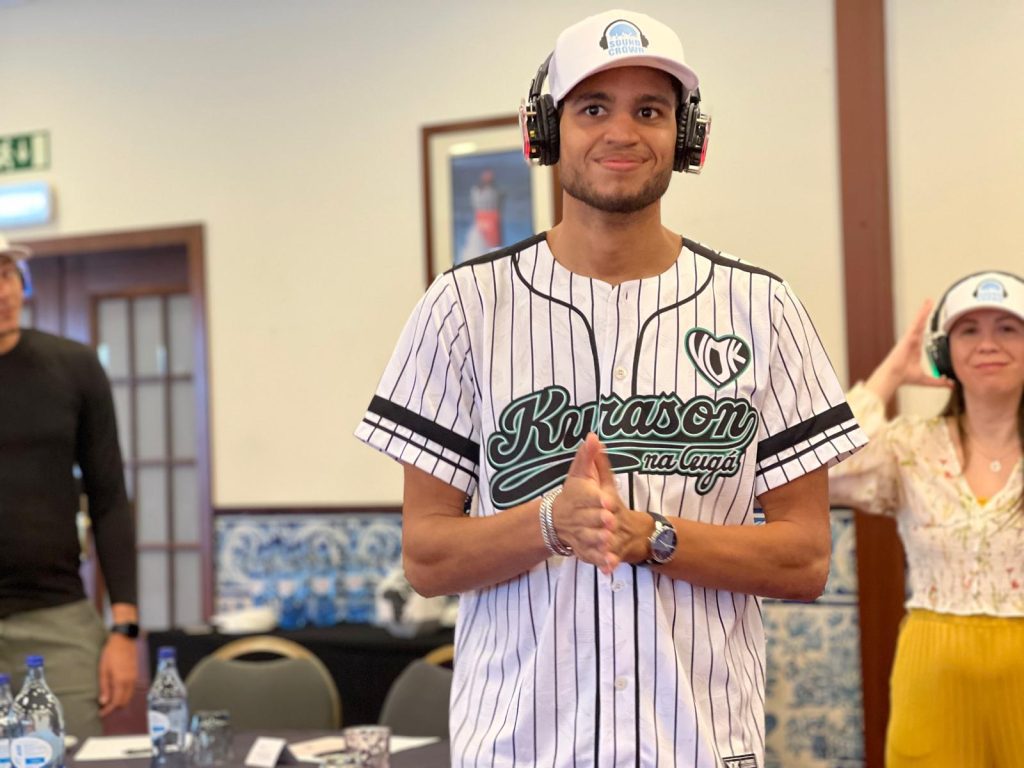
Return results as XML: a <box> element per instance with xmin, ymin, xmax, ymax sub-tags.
<box><xmin>539</xmin><ymin>486</ymin><xmax>573</xmax><ymax>556</ymax></box>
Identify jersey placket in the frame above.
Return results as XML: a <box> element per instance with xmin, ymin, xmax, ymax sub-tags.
<box><xmin>590</xmin><ymin>279</ymin><xmax>644</xmax><ymax>761</ymax></box>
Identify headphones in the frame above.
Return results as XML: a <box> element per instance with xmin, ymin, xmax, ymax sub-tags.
<box><xmin>924</xmin><ymin>270</ymin><xmax>1021</xmax><ymax>380</ymax></box>
<box><xmin>519</xmin><ymin>54</ymin><xmax>711</xmax><ymax>173</ymax></box>
<box><xmin>925</xmin><ymin>303</ymin><xmax>955</xmax><ymax>380</ymax></box>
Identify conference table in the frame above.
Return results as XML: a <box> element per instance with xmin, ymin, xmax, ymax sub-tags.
<box><xmin>69</xmin><ymin>732</ymin><xmax>450</xmax><ymax>768</ymax></box>
<box><xmin>148</xmin><ymin>623</ymin><xmax>455</xmax><ymax>727</ymax></box>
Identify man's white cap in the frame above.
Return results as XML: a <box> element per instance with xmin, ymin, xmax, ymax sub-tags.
<box><xmin>549</xmin><ymin>9</ymin><xmax>699</xmax><ymax>103</ymax></box>
<box><xmin>0</xmin><ymin>233</ymin><xmax>31</xmax><ymax>265</ymax></box>
<box><xmin>936</xmin><ymin>271</ymin><xmax>1024</xmax><ymax>333</ymax></box>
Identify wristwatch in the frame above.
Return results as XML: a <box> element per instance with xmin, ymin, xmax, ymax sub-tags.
<box><xmin>644</xmin><ymin>512</ymin><xmax>677</xmax><ymax>565</ymax></box>
<box><xmin>110</xmin><ymin>622</ymin><xmax>140</xmax><ymax>639</ymax></box>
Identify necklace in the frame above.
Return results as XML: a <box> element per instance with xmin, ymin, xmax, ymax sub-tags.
<box><xmin>964</xmin><ymin>431</ymin><xmax>1020</xmax><ymax>473</ymax></box>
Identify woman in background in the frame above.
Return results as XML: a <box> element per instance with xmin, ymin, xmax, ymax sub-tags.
<box><xmin>830</xmin><ymin>270</ymin><xmax>1024</xmax><ymax>767</ymax></box>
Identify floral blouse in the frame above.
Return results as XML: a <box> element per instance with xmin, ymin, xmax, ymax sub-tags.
<box><xmin>829</xmin><ymin>384</ymin><xmax>1024</xmax><ymax>616</ymax></box>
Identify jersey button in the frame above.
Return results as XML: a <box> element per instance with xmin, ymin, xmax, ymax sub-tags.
<box><xmin>614</xmin><ymin>367</ymin><xmax>627</xmax><ymax>380</ymax></box>
<box><xmin>611</xmin><ymin>581</ymin><xmax>624</xmax><ymax>592</ymax></box>
<box><xmin>614</xmin><ymin>677</ymin><xmax>628</xmax><ymax>691</ymax></box>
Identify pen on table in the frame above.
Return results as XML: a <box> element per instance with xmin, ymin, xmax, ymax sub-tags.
<box><xmin>124</xmin><ymin>748</ymin><xmax>155</xmax><ymax>755</ymax></box>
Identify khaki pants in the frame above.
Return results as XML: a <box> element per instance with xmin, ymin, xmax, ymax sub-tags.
<box><xmin>0</xmin><ymin>599</ymin><xmax>108</xmax><ymax>738</ymax></box>
<box><xmin>887</xmin><ymin>609</ymin><xmax>1024</xmax><ymax>767</ymax></box>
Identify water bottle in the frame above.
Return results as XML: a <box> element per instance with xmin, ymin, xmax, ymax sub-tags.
<box><xmin>147</xmin><ymin>647</ymin><xmax>189</xmax><ymax>764</ymax></box>
<box><xmin>11</xmin><ymin>656</ymin><xmax>63</xmax><ymax>768</ymax></box>
<box><xmin>0</xmin><ymin>674</ymin><xmax>23</xmax><ymax>768</ymax></box>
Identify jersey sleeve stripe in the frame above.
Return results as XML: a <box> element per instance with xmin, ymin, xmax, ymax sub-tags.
<box><xmin>367</xmin><ymin>395</ymin><xmax>480</xmax><ymax>462</ymax></box>
<box><xmin>755</xmin><ymin>402</ymin><xmax>855</xmax><ymax>461</ymax></box>
<box><xmin>754</xmin><ymin>420</ymin><xmax>863</xmax><ymax>476</ymax></box>
<box><xmin>357</xmin><ymin>415</ymin><xmax>479</xmax><ymax>484</ymax></box>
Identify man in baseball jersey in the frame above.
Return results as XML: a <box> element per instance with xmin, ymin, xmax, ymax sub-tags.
<box><xmin>356</xmin><ymin>9</ymin><xmax>866</xmax><ymax>767</ymax></box>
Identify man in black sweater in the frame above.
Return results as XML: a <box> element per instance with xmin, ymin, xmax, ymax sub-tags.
<box><xmin>0</xmin><ymin>235</ymin><xmax>138</xmax><ymax>737</ymax></box>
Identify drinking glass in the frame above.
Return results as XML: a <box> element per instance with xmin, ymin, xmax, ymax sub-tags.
<box><xmin>188</xmin><ymin>710</ymin><xmax>233</xmax><ymax>767</ymax></box>
<box><xmin>341</xmin><ymin>725</ymin><xmax>390</xmax><ymax>768</ymax></box>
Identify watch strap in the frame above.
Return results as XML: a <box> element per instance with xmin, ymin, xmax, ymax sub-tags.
<box><xmin>110</xmin><ymin>622</ymin><xmax>140</xmax><ymax>638</ymax></box>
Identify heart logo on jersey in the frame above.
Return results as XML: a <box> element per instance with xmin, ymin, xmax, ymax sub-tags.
<box><xmin>685</xmin><ymin>328</ymin><xmax>751</xmax><ymax>389</ymax></box>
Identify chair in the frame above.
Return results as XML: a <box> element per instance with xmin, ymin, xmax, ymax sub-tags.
<box><xmin>377</xmin><ymin>644</ymin><xmax>454</xmax><ymax>739</ymax></box>
<box><xmin>184</xmin><ymin>635</ymin><xmax>341</xmax><ymax>729</ymax></box>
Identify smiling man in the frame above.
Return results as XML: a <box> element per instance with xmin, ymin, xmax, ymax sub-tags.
<box><xmin>356</xmin><ymin>10</ymin><xmax>865</xmax><ymax>767</ymax></box>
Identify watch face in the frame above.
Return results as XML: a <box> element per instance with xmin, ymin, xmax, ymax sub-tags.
<box><xmin>651</xmin><ymin>525</ymin><xmax>677</xmax><ymax>563</ymax></box>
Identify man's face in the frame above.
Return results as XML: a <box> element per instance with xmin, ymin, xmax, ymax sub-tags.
<box><xmin>557</xmin><ymin>66</ymin><xmax>679</xmax><ymax>215</ymax></box>
<box><xmin>0</xmin><ymin>257</ymin><xmax>25</xmax><ymax>338</ymax></box>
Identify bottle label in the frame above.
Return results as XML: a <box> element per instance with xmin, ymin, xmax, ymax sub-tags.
<box><xmin>0</xmin><ymin>740</ymin><xmax>11</xmax><ymax>766</ymax></box>
<box><xmin>148</xmin><ymin>711</ymin><xmax>170</xmax><ymax>738</ymax></box>
<box><xmin>11</xmin><ymin>737</ymin><xmax>53</xmax><ymax>768</ymax></box>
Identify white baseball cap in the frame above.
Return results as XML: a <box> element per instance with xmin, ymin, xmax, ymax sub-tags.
<box><xmin>935</xmin><ymin>271</ymin><xmax>1024</xmax><ymax>333</ymax></box>
<box><xmin>0</xmin><ymin>233</ymin><xmax>31</xmax><ymax>265</ymax></box>
<box><xmin>548</xmin><ymin>9</ymin><xmax>699</xmax><ymax>103</ymax></box>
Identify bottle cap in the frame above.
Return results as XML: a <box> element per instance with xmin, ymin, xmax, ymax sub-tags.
<box><xmin>157</xmin><ymin>646</ymin><xmax>177</xmax><ymax>660</ymax></box>
<box><xmin>25</xmin><ymin>655</ymin><xmax>44</xmax><ymax>668</ymax></box>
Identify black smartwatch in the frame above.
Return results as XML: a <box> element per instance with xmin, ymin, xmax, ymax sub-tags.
<box><xmin>110</xmin><ymin>622</ymin><xmax>140</xmax><ymax>639</ymax></box>
<box><xmin>644</xmin><ymin>512</ymin><xmax>678</xmax><ymax>565</ymax></box>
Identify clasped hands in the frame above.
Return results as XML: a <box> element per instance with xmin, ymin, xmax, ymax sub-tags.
<box><xmin>548</xmin><ymin>432</ymin><xmax>654</xmax><ymax>574</ymax></box>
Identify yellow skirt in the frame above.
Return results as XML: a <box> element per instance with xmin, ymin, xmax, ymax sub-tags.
<box><xmin>886</xmin><ymin>609</ymin><xmax>1024</xmax><ymax>767</ymax></box>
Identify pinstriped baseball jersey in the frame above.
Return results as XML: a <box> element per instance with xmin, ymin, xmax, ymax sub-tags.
<box><xmin>356</xmin><ymin>234</ymin><xmax>866</xmax><ymax>767</ymax></box>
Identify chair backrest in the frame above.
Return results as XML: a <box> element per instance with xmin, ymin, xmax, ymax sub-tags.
<box><xmin>377</xmin><ymin>645</ymin><xmax>454</xmax><ymax>739</ymax></box>
<box><xmin>185</xmin><ymin>635</ymin><xmax>341</xmax><ymax>729</ymax></box>
<box><xmin>421</xmin><ymin>643</ymin><xmax>454</xmax><ymax>667</ymax></box>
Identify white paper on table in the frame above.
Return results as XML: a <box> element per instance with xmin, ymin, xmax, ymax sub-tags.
<box><xmin>286</xmin><ymin>736</ymin><xmax>348</xmax><ymax>763</ymax></box>
<box><xmin>287</xmin><ymin>735</ymin><xmax>440</xmax><ymax>761</ymax></box>
<box><xmin>244</xmin><ymin>736</ymin><xmax>288</xmax><ymax>768</ymax></box>
<box><xmin>390</xmin><ymin>736</ymin><xmax>440</xmax><ymax>754</ymax></box>
<box><xmin>73</xmin><ymin>735</ymin><xmax>154</xmax><ymax>761</ymax></box>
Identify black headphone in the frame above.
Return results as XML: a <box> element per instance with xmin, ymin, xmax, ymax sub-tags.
<box><xmin>925</xmin><ymin>270</ymin><xmax>1022</xmax><ymax>380</ymax></box>
<box><xmin>519</xmin><ymin>53</ymin><xmax>711</xmax><ymax>173</ymax></box>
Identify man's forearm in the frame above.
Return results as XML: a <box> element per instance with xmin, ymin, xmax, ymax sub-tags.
<box><xmin>404</xmin><ymin>500</ymin><xmax>551</xmax><ymax>597</ymax></box>
<box><xmin>651</xmin><ymin>516</ymin><xmax>830</xmax><ymax>601</ymax></box>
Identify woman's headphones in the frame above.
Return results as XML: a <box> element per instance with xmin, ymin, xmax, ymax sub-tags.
<box><xmin>519</xmin><ymin>54</ymin><xmax>711</xmax><ymax>173</ymax></box>
<box><xmin>925</xmin><ymin>309</ymin><xmax>954</xmax><ymax>380</ymax></box>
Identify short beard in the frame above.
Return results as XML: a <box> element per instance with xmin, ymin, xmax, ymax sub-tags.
<box><xmin>560</xmin><ymin>165</ymin><xmax>673</xmax><ymax>214</ymax></box>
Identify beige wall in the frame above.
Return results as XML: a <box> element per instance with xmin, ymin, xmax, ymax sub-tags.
<box><xmin>0</xmin><ymin>0</ymin><xmax>845</xmax><ymax>506</ymax></box>
<box><xmin>886</xmin><ymin>0</ymin><xmax>1024</xmax><ymax>416</ymax></box>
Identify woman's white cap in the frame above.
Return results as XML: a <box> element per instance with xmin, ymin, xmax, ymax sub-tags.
<box><xmin>548</xmin><ymin>9</ymin><xmax>699</xmax><ymax>103</ymax></box>
<box><xmin>936</xmin><ymin>271</ymin><xmax>1024</xmax><ymax>332</ymax></box>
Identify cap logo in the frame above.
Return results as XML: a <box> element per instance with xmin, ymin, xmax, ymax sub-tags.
<box><xmin>599</xmin><ymin>20</ymin><xmax>649</xmax><ymax>58</ymax></box>
<box><xmin>974</xmin><ymin>278</ymin><xmax>1007</xmax><ymax>304</ymax></box>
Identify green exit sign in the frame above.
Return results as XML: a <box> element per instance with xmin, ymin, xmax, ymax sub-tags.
<box><xmin>0</xmin><ymin>131</ymin><xmax>50</xmax><ymax>174</ymax></box>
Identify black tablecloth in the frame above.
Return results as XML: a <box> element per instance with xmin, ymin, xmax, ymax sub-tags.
<box><xmin>68</xmin><ymin>732</ymin><xmax>449</xmax><ymax>768</ymax></box>
<box><xmin>148</xmin><ymin>624</ymin><xmax>455</xmax><ymax>728</ymax></box>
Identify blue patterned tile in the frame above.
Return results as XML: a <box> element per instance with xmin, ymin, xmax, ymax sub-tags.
<box><xmin>763</xmin><ymin>508</ymin><xmax>864</xmax><ymax>767</ymax></box>
<box><xmin>214</xmin><ymin>512</ymin><xmax>403</xmax><ymax>626</ymax></box>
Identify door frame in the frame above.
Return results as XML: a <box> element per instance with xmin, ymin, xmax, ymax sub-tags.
<box><xmin>22</xmin><ymin>223</ymin><xmax>214</xmax><ymax>620</ymax></box>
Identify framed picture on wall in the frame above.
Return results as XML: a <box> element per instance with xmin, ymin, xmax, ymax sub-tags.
<box><xmin>422</xmin><ymin>115</ymin><xmax>561</xmax><ymax>286</ymax></box>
